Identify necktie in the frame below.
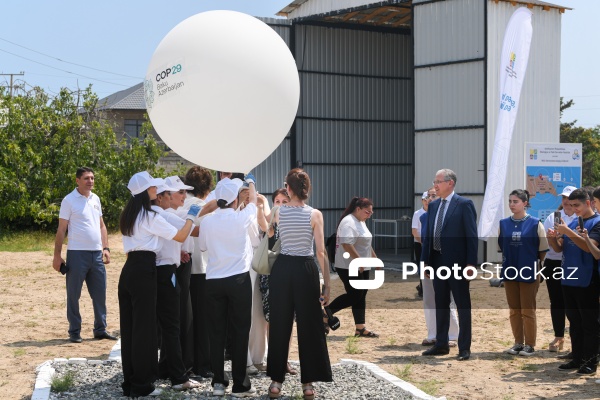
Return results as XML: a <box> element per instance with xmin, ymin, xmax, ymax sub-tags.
<box><xmin>433</xmin><ymin>199</ymin><xmax>446</xmax><ymax>251</ymax></box>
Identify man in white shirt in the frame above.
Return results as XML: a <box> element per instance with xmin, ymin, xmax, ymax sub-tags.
<box><xmin>53</xmin><ymin>167</ymin><xmax>116</xmax><ymax>343</ymax></box>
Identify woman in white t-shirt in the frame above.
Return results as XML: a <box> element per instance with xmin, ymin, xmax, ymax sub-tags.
<box><xmin>118</xmin><ymin>171</ymin><xmax>201</xmax><ymax>398</ymax></box>
<box><xmin>328</xmin><ymin>197</ymin><xmax>379</xmax><ymax>338</ymax></box>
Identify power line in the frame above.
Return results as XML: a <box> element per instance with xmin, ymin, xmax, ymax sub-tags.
<box><xmin>0</xmin><ymin>36</ymin><xmax>141</xmax><ymax>79</ymax></box>
<box><xmin>0</xmin><ymin>47</ymin><xmax>132</xmax><ymax>87</ymax></box>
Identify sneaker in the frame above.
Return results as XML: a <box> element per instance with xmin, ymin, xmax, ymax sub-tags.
<box><xmin>172</xmin><ymin>379</ymin><xmax>201</xmax><ymax>391</ymax></box>
<box><xmin>148</xmin><ymin>388</ymin><xmax>163</xmax><ymax>397</ymax></box>
<box><xmin>213</xmin><ymin>383</ymin><xmax>226</xmax><ymax>396</ymax></box>
<box><xmin>505</xmin><ymin>343</ymin><xmax>524</xmax><ymax>355</ymax></box>
<box><xmin>231</xmin><ymin>387</ymin><xmax>257</xmax><ymax>398</ymax></box>
<box><xmin>246</xmin><ymin>365</ymin><xmax>259</xmax><ymax>375</ymax></box>
<box><xmin>558</xmin><ymin>360</ymin><xmax>581</xmax><ymax>371</ymax></box>
<box><xmin>519</xmin><ymin>345</ymin><xmax>535</xmax><ymax>356</ymax></box>
<box><xmin>577</xmin><ymin>366</ymin><xmax>597</xmax><ymax>375</ymax></box>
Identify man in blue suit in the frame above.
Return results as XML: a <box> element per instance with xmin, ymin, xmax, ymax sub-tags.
<box><xmin>421</xmin><ymin>169</ymin><xmax>478</xmax><ymax>361</ymax></box>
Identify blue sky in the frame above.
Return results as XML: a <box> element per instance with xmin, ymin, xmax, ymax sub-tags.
<box><xmin>0</xmin><ymin>0</ymin><xmax>596</xmax><ymax>127</ymax></box>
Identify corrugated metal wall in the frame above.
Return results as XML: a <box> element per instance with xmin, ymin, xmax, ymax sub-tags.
<box><xmin>413</xmin><ymin>0</ymin><xmax>485</xmax><ymax>197</ymax></box>
<box><xmin>259</xmin><ymin>18</ymin><xmax>414</xmax><ymax>244</ymax></box>
<box><xmin>485</xmin><ymin>2</ymin><xmax>562</xmax><ymax>260</ymax></box>
<box><xmin>295</xmin><ymin>23</ymin><xmax>414</xmax><ymax>241</ymax></box>
<box><xmin>413</xmin><ymin>0</ymin><xmax>486</xmax><ymax>261</ymax></box>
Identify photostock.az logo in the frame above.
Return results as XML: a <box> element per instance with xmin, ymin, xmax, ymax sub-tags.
<box><xmin>346</xmin><ymin>253</ymin><xmax>385</xmax><ymax>290</ymax></box>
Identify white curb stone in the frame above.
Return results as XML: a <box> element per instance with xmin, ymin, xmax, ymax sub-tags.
<box><xmin>67</xmin><ymin>358</ymin><xmax>87</xmax><ymax>364</ymax></box>
<box><xmin>32</xmin><ymin>361</ymin><xmax>54</xmax><ymax>400</ymax></box>
<box><xmin>340</xmin><ymin>359</ymin><xmax>447</xmax><ymax>400</ymax></box>
<box><xmin>108</xmin><ymin>339</ymin><xmax>121</xmax><ymax>361</ymax></box>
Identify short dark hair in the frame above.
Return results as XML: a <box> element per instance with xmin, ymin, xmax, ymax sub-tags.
<box><xmin>271</xmin><ymin>188</ymin><xmax>290</xmax><ymax>203</ymax></box>
<box><xmin>593</xmin><ymin>186</ymin><xmax>600</xmax><ymax>202</ymax></box>
<box><xmin>568</xmin><ymin>188</ymin><xmax>589</xmax><ymax>202</ymax></box>
<box><xmin>76</xmin><ymin>167</ymin><xmax>94</xmax><ymax>178</ymax></box>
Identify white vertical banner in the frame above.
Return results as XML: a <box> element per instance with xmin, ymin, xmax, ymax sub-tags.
<box><xmin>479</xmin><ymin>7</ymin><xmax>533</xmax><ymax>240</ymax></box>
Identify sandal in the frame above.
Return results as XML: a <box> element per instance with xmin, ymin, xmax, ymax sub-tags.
<box><xmin>302</xmin><ymin>384</ymin><xmax>315</xmax><ymax>400</ymax></box>
<box><xmin>322</xmin><ymin>311</ymin><xmax>330</xmax><ymax>335</ymax></box>
<box><xmin>355</xmin><ymin>327</ymin><xmax>379</xmax><ymax>338</ymax></box>
<box><xmin>286</xmin><ymin>362</ymin><xmax>298</xmax><ymax>375</ymax></box>
<box><xmin>269</xmin><ymin>381</ymin><xmax>282</xmax><ymax>399</ymax></box>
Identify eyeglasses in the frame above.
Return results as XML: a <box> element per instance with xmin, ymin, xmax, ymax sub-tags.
<box><xmin>364</xmin><ymin>209</ymin><xmax>374</xmax><ymax>215</ymax></box>
<box><xmin>433</xmin><ymin>180</ymin><xmax>450</xmax><ymax>185</ymax></box>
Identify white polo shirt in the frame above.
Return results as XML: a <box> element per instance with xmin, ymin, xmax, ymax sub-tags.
<box><xmin>544</xmin><ymin>210</ymin><xmax>577</xmax><ymax>260</ymax></box>
<box><xmin>122</xmin><ymin>210</ymin><xmax>178</xmax><ymax>254</ymax></box>
<box><xmin>185</xmin><ymin>195</ymin><xmax>210</xmax><ymax>274</ymax></box>
<box><xmin>59</xmin><ymin>188</ymin><xmax>103</xmax><ymax>251</ymax></box>
<box><xmin>168</xmin><ymin>206</ymin><xmax>195</xmax><ymax>254</ymax></box>
<box><xmin>199</xmin><ymin>203</ymin><xmax>256</xmax><ymax>280</ymax></box>
<box><xmin>151</xmin><ymin>206</ymin><xmax>195</xmax><ymax>266</ymax></box>
<box><xmin>412</xmin><ymin>208</ymin><xmax>426</xmax><ymax>242</ymax></box>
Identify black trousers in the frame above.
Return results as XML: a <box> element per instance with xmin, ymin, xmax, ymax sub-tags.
<box><xmin>190</xmin><ymin>273</ymin><xmax>211</xmax><ymax>373</ymax></box>
<box><xmin>542</xmin><ymin>259</ymin><xmax>566</xmax><ymax>338</ymax></box>
<box><xmin>267</xmin><ymin>254</ymin><xmax>333</xmax><ymax>384</ymax></box>
<box><xmin>118</xmin><ymin>251</ymin><xmax>158</xmax><ymax>397</ymax></box>
<box><xmin>328</xmin><ymin>268</ymin><xmax>370</xmax><ymax>325</ymax></box>
<box><xmin>206</xmin><ymin>272</ymin><xmax>252</xmax><ymax>393</ymax></box>
<box><xmin>176</xmin><ymin>257</ymin><xmax>194</xmax><ymax>371</ymax></box>
<box><xmin>431</xmin><ymin>250</ymin><xmax>472</xmax><ymax>351</ymax></box>
<box><xmin>562</xmin><ymin>277</ymin><xmax>599</xmax><ymax>367</ymax></box>
<box><xmin>156</xmin><ymin>264</ymin><xmax>188</xmax><ymax>385</ymax></box>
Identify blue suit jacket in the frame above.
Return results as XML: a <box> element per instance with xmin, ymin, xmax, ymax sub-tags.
<box><xmin>421</xmin><ymin>194</ymin><xmax>478</xmax><ymax>268</ymax></box>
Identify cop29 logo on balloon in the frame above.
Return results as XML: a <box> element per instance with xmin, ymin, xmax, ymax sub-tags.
<box><xmin>144</xmin><ymin>10</ymin><xmax>300</xmax><ymax>173</ymax></box>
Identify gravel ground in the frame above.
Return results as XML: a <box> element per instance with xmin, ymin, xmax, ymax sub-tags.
<box><xmin>49</xmin><ymin>361</ymin><xmax>414</xmax><ymax>399</ymax></box>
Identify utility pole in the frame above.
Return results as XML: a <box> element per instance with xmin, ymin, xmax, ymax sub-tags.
<box><xmin>0</xmin><ymin>72</ymin><xmax>25</xmax><ymax>96</ymax></box>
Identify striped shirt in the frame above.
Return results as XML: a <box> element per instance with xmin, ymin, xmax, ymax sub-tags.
<box><xmin>279</xmin><ymin>204</ymin><xmax>314</xmax><ymax>256</ymax></box>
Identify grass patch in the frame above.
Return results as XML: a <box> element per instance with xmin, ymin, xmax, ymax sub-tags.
<box><xmin>417</xmin><ymin>379</ymin><xmax>442</xmax><ymax>396</ymax></box>
<box><xmin>498</xmin><ymin>339</ymin><xmax>513</xmax><ymax>347</ymax></box>
<box><xmin>0</xmin><ymin>231</ymin><xmax>55</xmax><ymax>252</ymax></box>
<box><xmin>25</xmin><ymin>321</ymin><xmax>38</xmax><ymax>328</ymax></box>
<box><xmin>520</xmin><ymin>363</ymin><xmax>539</xmax><ymax>372</ymax></box>
<box><xmin>13</xmin><ymin>348</ymin><xmax>26</xmax><ymax>357</ymax></box>
<box><xmin>51</xmin><ymin>370</ymin><xmax>76</xmax><ymax>393</ymax></box>
<box><xmin>387</xmin><ymin>337</ymin><xmax>397</xmax><ymax>346</ymax></box>
<box><xmin>394</xmin><ymin>364</ymin><xmax>412</xmax><ymax>380</ymax></box>
<box><xmin>345</xmin><ymin>336</ymin><xmax>362</xmax><ymax>354</ymax></box>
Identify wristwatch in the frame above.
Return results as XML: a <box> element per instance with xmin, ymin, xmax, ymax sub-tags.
<box><xmin>103</xmin><ymin>247</ymin><xmax>110</xmax><ymax>253</ymax></box>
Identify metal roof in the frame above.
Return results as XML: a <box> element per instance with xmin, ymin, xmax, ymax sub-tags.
<box><xmin>277</xmin><ymin>0</ymin><xmax>570</xmax><ymax>22</ymax></box>
<box><xmin>96</xmin><ymin>82</ymin><xmax>145</xmax><ymax>110</ymax></box>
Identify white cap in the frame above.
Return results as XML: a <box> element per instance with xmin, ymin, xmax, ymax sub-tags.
<box><xmin>128</xmin><ymin>171</ymin><xmax>164</xmax><ymax>196</ymax></box>
<box><xmin>156</xmin><ymin>183</ymin><xmax>178</xmax><ymax>194</ymax></box>
<box><xmin>215</xmin><ymin>178</ymin><xmax>244</xmax><ymax>205</ymax></box>
<box><xmin>560</xmin><ymin>186</ymin><xmax>577</xmax><ymax>197</ymax></box>
<box><xmin>165</xmin><ymin>176</ymin><xmax>193</xmax><ymax>191</ymax></box>
<box><xmin>422</xmin><ymin>191</ymin><xmax>429</xmax><ymax>200</ymax></box>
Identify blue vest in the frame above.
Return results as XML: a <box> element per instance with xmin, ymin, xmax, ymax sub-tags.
<box><xmin>498</xmin><ymin>216</ymin><xmax>541</xmax><ymax>283</ymax></box>
<box><xmin>561</xmin><ymin>214</ymin><xmax>600</xmax><ymax>287</ymax></box>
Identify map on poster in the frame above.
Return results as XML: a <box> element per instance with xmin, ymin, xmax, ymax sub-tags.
<box><xmin>525</xmin><ymin>143</ymin><xmax>582</xmax><ymax>221</ymax></box>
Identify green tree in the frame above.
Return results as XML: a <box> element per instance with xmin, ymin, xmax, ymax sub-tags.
<box><xmin>560</xmin><ymin>97</ymin><xmax>600</xmax><ymax>187</ymax></box>
<box><xmin>0</xmin><ymin>85</ymin><xmax>167</xmax><ymax>230</ymax></box>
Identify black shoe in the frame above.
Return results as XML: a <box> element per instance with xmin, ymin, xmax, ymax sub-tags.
<box><xmin>416</xmin><ymin>284</ymin><xmax>423</xmax><ymax>298</ymax></box>
<box><xmin>94</xmin><ymin>332</ymin><xmax>118</xmax><ymax>340</ymax></box>
<box><xmin>558</xmin><ymin>360</ymin><xmax>581</xmax><ymax>371</ymax></box>
<box><xmin>190</xmin><ymin>369</ymin><xmax>214</xmax><ymax>379</ymax></box>
<box><xmin>422</xmin><ymin>345</ymin><xmax>450</xmax><ymax>356</ymax></box>
<box><xmin>557</xmin><ymin>351</ymin><xmax>573</xmax><ymax>360</ymax></box>
<box><xmin>577</xmin><ymin>366</ymin><xmax>597</xmax><ymax>375</ymax></box>
<box><xmin>457</xmin><ymin>349</ymin><xmax>471</xmax><ymax>361</ymax></box>
<box><xmin>69</xmin><ymin>334</ymin><xmax>82</xmax><ymax>343</ymax></box>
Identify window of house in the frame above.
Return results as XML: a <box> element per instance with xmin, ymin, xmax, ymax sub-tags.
<box><xmin>124</xmin><ymin>119</ymin><xmax>144</xmax><ymax>138</ymax></box>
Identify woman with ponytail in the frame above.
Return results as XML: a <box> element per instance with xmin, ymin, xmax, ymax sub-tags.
<box><xmin>118</xmin><ymin>172</ymin><xmax>202</xmax><ymax>398</ymax></box>
<box><xmin>498</xmin><ymin>189</ymin><xmax>548</xmax><ymax>357</ymax></box>
<box><xmin>327</xmin><ymin>197</ymin><xmax>379</xmax><ymax>338</ymax></box>
<box><xmin>267</xmin><ymin>169</ymin><xmax>332</xmax><ymax>399</ymax></box>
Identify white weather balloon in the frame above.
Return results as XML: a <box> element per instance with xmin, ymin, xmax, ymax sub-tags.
<box><xmin>144</xmin><ymin>10</ymin><xmax>300</xmax><ymax>173</ymax></box>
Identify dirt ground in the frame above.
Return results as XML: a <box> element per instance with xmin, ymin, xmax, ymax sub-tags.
<box><xmin>1</xmin><ymin>234</ymin><xmax>599</xmax><ymax>399</ymax></box>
